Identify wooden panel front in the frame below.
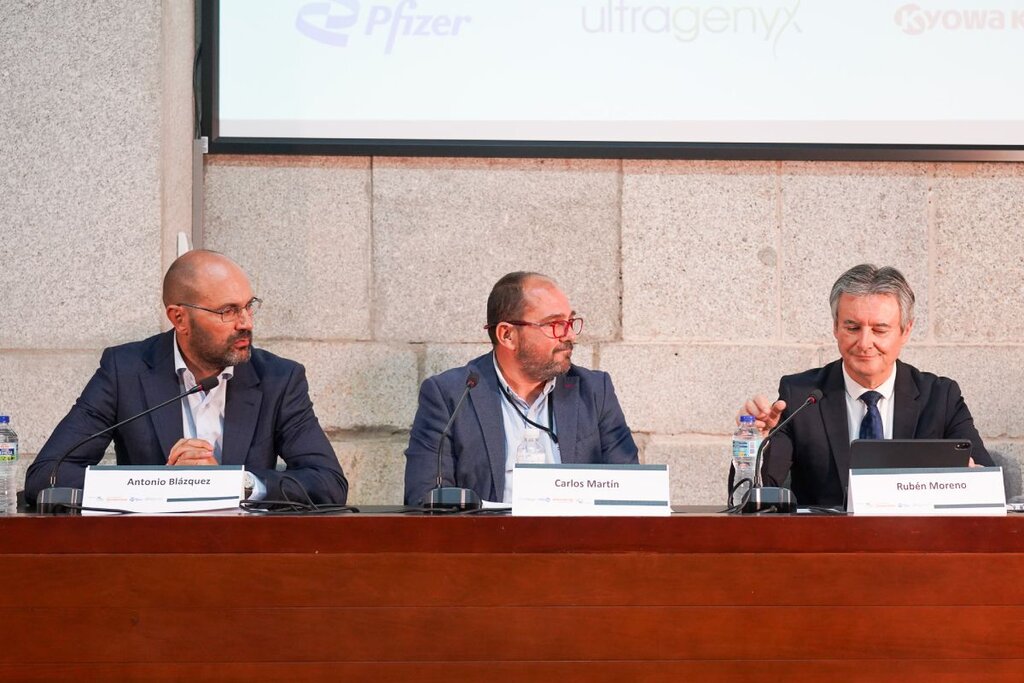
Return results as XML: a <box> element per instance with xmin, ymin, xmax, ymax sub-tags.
<box><xmin>4</xmin><ymin>660</ymin><xmax>1024</xmax><ymax>683</ymax></box>
<box><xmin>2</xmin><ymin>514</ymin><xmax>1021</xmax><ymax>681</ymax></box>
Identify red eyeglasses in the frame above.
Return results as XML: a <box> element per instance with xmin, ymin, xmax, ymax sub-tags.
<box><xmin>485</xmin><ymin>317</ymin><xmax>584</xmax><ymax>339</ymax></box>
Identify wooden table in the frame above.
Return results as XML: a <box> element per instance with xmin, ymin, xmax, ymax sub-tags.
<box><xmin>2</xmin><ymin>513</ymin><xmax>1023</xmax><ymax>681</ymax></box>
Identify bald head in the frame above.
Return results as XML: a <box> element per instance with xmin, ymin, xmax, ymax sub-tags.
<box><xmin>164</xmin><ymin>250</ymin><xmax>256</xmax><ymax>377</ymax></box>
<box><xmin>162</xmin><ymin>250</ymin><xmax>247</xmax><ymax>307</ymax></box>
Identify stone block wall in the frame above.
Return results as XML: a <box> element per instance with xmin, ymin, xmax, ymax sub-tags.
<box><xmin>201</xmin><ymin>157</ymin><xmax>1024</xmax><ymax>506</ymax></box>
<box><xmin>1</xmin><ymin>0</ymin><xmax>193</xmax><ymax>497</ymax></box>
<box><xmin>2</xmin><ymin>3</ymin><xmax>1021</xmax><ymax>507</ymax></box>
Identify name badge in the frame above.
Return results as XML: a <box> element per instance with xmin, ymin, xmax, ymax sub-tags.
<box><xmin>83</xmin><ymin>465</ymin><xmax>244</xmax><ymax>514</ymax></box>
<box><xmin>848</xmin><ymin>466</ymin><xmax>1006</xmax><ymax>516</ymax></box>
<box><xmin>512</xmin><ymin>463</ymin><xmax>671</xmax><ymax>516</ymax></box>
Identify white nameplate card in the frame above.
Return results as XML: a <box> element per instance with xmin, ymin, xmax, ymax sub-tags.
<box><xmin>848</xmin><ymin>466</ymin><xmax>1006</xmax><ymax>516</ymax></box>
<box><xmin>82</xmin><ymin>465</ymin><xmax>244</xmax><ymax>514</ymax></box>
<box><xmin>512</xmin><ymin>463</ymin><xmax>670</xmax><ymax>516</ymax></box>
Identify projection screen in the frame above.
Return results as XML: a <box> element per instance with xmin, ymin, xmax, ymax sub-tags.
<box><xmin>202</xmin><ymin>0</ymin><xmax>1024</xmax><ymax>160</ymax></box>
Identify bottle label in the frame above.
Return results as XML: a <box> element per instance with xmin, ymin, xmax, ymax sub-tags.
<box><xmin>0</xmin><ymin>442</ymin><xmax>16</xmax><ymax>463</ymax></box>
<box><xmin>732</xmin><ymin>438</ymin><xmax>760</xmax><ymax>460</ymax></box>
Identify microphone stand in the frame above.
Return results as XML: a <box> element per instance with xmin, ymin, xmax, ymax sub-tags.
<box><xmin>425</xmin><ymin>372</ymin><xmax>482</xmax><ymax>511</ymax></box>
<box><xmin>36</xmin><ymin>375</ymin><xmax>220</xmax><ymax>515</ymax></box>
<box><xmin>740</xmin><ymin>390</ymin><xmax>822</xmax><ymax>514</ymax></box>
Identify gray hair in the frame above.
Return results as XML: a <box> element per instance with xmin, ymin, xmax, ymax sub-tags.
<box><xmin>829</xmin><ymin>264</ymin><xmax>915</xmax><ymax>330</ymax></box>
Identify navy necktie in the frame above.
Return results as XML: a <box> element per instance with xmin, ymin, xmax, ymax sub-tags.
<box><xmin>859</xmin><ymin>390</ymin><xmax>883</xmax><ymax>440</ymax></box>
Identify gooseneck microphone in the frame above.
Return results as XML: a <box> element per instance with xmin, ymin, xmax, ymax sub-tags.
<box><xmin>36</xmin><ymin>374</ymin><xmax>221</xmax><ymax>515</ymax></box>
<box><xmin>425</xmin><ymin>371</ymin><xmax>482</xmax><ymax>511</ymax></box>
<box><xmin>740</xmin><ymin>389</ymin><xmax>823</xmax><ymax>514</ymax></box>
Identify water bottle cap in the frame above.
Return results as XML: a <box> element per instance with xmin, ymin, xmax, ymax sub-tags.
<box><xmin>739</xmin><ymin>414</ymin><xmax>755</xmax><ymax>424</ymax></box>
<box><xmin>0</xmin><ymin>416</ymin><xmax>8</xmax><ymax>424</ymax></box>
<box><xmin>524</xmin><ymin>427</ymin><xmax>542</xmax><ymax>439</ymax></box>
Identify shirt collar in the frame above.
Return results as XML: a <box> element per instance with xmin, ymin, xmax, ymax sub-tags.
<box><xmin>173</xmin><ymin>333</ymin><xmax>234</xmax><ymax>390</ymax></box>
<box><xmin>492</xmin><ymin>352</ymin><xmax>556</xmax><ymax>406</ymax></box>
<box><xmin>842</xmin><ymin>361</ymin><xmax>897</xmax><ymax>401</ymax></box>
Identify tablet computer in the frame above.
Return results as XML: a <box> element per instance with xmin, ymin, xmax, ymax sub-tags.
<box><xmin>849</xmin><ymin>439</ymin><xmax>972</xmax><ymax>469</ymax></box>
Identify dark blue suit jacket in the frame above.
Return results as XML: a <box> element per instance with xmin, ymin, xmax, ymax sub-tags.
<box><xmin>763</xmin><ymin>359</ymin><xmax>992</xmax><ymax>507</ymax></box>
<box><xmin>24</xmin><ymin>331</ymin><xmax>347</xmax><ymax>505</ymax></box>
<box><xmin>404</xmin><ymin>352</ymin><xmax>638</xmax><ymax>505</ymax></box>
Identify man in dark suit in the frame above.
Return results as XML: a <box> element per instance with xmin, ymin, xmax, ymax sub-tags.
<box><xmin>404</xmin><ymin>272</ymin><xmax>638</xmax><ymax>506</ymax></box>
<box><xmin>742</xmin><ymin>264</ymin><xmax>992</xmax><ymax>507</ymax></box>
<box><xmin>25</xmin><ymin>250</ymin><xmax>347</xmax><ymax>506</ymax></box>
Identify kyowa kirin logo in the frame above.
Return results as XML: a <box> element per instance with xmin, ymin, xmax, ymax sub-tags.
<box><xmin>296</xmin><ymin>0</ymin><xmax>471</xmax><ymax>53</ymax></box>
<box><xmin>894</xmin><ymin>3</ymin><xmax>1024</xmax><ymax>35</ymax></box>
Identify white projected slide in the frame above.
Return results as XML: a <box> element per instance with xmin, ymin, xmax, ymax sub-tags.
<box><xmin>214</xmin><ymin>0</ymin><xmax>1024</xmax><ymax>146</ymax></box>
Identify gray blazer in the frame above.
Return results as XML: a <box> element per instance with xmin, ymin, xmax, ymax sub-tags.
<box><xmin>404</xmin><ymin>352</ymin><xmax>638</xmax><ymax>505</ymax></box>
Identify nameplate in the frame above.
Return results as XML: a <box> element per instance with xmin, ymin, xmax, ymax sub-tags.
<box><xmin>83</xmin><ymin>465</ymin><xmax>244</xmax><ymax>514</ymax></box>
<box><xmin>512</xmin><ymin>463</ymin><xmax>671</xmax><ymax>516</ymax></box>
<box><xmin>848</xmin><ymin>466</ymin><xmax>1006</xmax><ymax>516</ymax></box>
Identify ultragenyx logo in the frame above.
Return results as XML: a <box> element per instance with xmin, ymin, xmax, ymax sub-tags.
<box><xmin>581</xmin><ymin>0</ymin><xmax>802</xmax><ymax>53</ymax></box>
<box><xmin>894</xmin><ymin>4</ymin><xmax>1024</xmax><ymax>34</ymax></box>
<box><xmin>296</xmin><ymin>0</ymin><xmax>471</xmax><ymax>54</ymax></box>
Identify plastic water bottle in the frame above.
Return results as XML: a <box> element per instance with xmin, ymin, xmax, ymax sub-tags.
<box><xmin>731</xmin><ymin>415</ymin><xmax>761</xmax><ymax>498</ymax></box>
<box><xmin>516</xmin><ymin>427</ymin><xmax>547</xmax><ymax>465</ymax></box>
<box><xmin>0</xmin><ymin>415</ymin><xmax>18</xmax><ymax>515</ymax></box>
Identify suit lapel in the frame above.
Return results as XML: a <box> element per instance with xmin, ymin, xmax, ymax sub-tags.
<box><xmin>141</xmin><ymin>331</ymin><xmax>185</xmax><ymax>459</ymax></box>
<box><xmin>471</xmin><ymin>355</ymin><xmax>507</xmax><ymax>497</ymax></box>
<box><xmin>891</xmin><ymin>360</ymin><xmax>920</xmax><ymax>439</ymax></box>
<box><xmin>820</xmin><ymin>362</ymin><xmax>852</xmax><ymax>487</ymax></box>
<box><xmin>221</xmin><ymin>361</ymin><xmax>262</xmax><ymax>466</ymax></box>
<box><xmin>553</xmin><ymin>372</ymin><xmax>580</xmax><ymax>463</ymax></box>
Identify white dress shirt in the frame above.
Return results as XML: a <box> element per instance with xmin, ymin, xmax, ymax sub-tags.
<box><xmin>842</xmin><ymin>363</ymin><xmax>897</xmax><ymax>443</ymax></box>
<box><xmin>173</xmin><ymin>336</ymin><xmax>233</xmax><ymax>461</ymax></box>
<box><xmin>173</xmin><ymin>337</ymin><xmax>266</xmax><ymax>500</ymax></box>
<box><xmin>494</xmin><ymin>355</ymin><xmax>561</xmax><ymax>503</ymax></box>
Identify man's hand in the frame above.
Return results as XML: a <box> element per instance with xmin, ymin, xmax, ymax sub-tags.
<box><xmin>739</xmin><ymin>395</ymin><xmax>787</xmax><ymax>437</ymax></box>
<box><xmin>167</xmin><ymin>438</ymin><xmax>217</xmax><ymax>466</ymax></box>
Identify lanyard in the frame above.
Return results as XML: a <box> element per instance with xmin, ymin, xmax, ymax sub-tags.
<box><xmin>499</xmin><ymin>383</ymin><xmax>559</xmax><ymax>445</ymax></box>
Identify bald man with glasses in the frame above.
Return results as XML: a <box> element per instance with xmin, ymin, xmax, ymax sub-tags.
<box><xmin>404</xmin><ymin>271</ymin><xmax>638</xmax><ymax>506</ymax></box>
<box><xmin>25</xmin><ymin>250</ymin><xmax>347</xmax><ymax>506</ymax></box>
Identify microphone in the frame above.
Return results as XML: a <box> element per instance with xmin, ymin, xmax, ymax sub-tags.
<box><xmin>36</xmin><ymin>374</ymin><xmax>221</xmax><ymax>514</ymax></box>
<box><xmin>425</xmin><ymin>371</ymin><xmax>482</xmax><ymax>511</ymax></box>
<box><xmin>740</xmin><ymin>389</ymin><xmax>823</xmax><ymax>514</ymax></box>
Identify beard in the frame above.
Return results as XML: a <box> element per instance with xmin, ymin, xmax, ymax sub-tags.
<box><xmin>516</xmin><ymin>339</ymin><xmax>573</xmax><ymax>383</ymax></box>
<box><xmin>189</xmin><ymin>321</ymin><xmax>253</xmax><ymax>370</ymax></box>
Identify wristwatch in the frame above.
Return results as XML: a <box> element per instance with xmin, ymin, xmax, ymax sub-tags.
<box><xmin>242</xmin><ymin>471</ymin><xmax>256</xmax><ymax>499</ymax></box>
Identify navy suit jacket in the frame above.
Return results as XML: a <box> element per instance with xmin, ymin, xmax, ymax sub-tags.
<box><xmin>25</xmin><ymin>331</ymin><xmax>347</xmax><ymax>505</ymax></box>
<box><xmin>404</xmin><ymin>352</ymin><xmax>639</xmax><ymax>505</ymax></box>
<box><xmin>762</xmin><ymin>359</ymin><xmax>992</xmax><ymax>507</ymax></box>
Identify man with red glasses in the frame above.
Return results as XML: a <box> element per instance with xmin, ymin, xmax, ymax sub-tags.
<box><xmin>25</xmin><ymin>250</ymin><xmax>347</xmax><ymax>507</ymax></box>
<box><xmin>404</xmin><ymin>271</ymin><xmax>638</xmax><ymax>506</ymax></box>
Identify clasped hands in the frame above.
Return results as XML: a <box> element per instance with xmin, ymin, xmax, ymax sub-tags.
<box><xmin>167</xmin><ymin>438</ymin><xmax>218</xmax><ymax>466</ymax></box>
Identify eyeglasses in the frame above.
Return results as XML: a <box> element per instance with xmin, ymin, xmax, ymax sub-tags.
<box><xmin>487</xmin><ymin>317</ymin><xmax>584</xmax><ymax>339</ymax></box>
<box><xmin>177</xmin><ymin>297</ymin><xmax>262</xmax><ymax>324</ymax></box>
